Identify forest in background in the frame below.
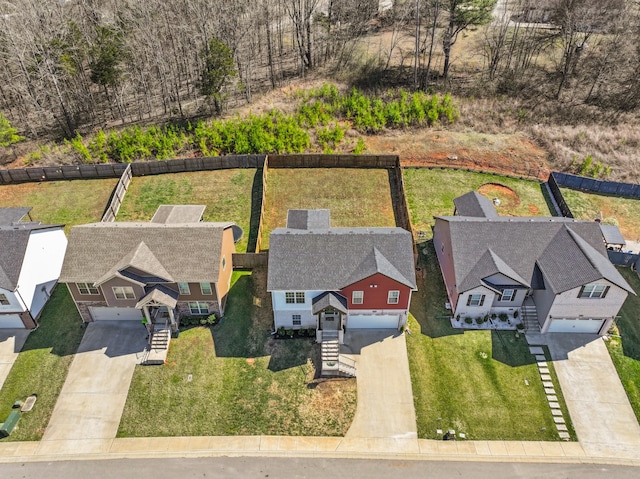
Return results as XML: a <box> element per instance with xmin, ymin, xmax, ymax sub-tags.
<box><xmin>1</xmin><ymin>0</ymin><xmax>640</xmax><ymax>180</ymax></box>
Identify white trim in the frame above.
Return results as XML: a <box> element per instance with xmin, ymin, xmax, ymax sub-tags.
<box><xmin>200</xmin><ymin>282</ymin><xmax>213</xmax><ymax>295</ymax></box>
<box><xmin>112</xmin><ymin>286</ymin><xmax>135</xmax><ymax>300</ymax></box>
<box><xmin>352</xmin><ymin>291</ymin><xmax>364</xmax><ymax>304</ymax></box>
<box><xmin>178</xmin><ymin>282</ymin><xmax>191</xmax><ymax>295</ymax></box>
<box><xmin>77</xmin><ymin>282</ymin><xmax>99</xmax><ymax>295</ymax></box>
<box><xmin>387</xmin><ymin>290</ymin><xmax>400</xmax><ymax>304</ymax></box>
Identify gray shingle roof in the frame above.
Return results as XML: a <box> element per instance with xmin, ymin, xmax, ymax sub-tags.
<box><xmin>135</xmin><ymin>284</ymin><xmax>179</xmax><ymax>309</ymax></box>
<box><xmin>267</xmin><ymin>225</ymin><xmax>417</xmax><ymax>291</ymax></box>
<box><xmin>453</xmin><ymin>191</ymin><xmax>498</xmax><ymax>218</ymax></box>
<box><xmin>60</xmin><ymin>221</ymin><xmax>233</xmax><ymax>284</ymax></box>
<box><xmin>599</xmin><ymin>224</ymin><xmax>626</xmax><ymax>246</ymax></box>
<box><xmin>95</xmin><ymin>241</ymin><xmax>174</xmax><ymax>285</ymax></box>
<box><xmin>151</xmin><ymin>205</ymin><xmax>206</xmax><ymax>224</ymax></box>
<box><xmin>0</xmin><ymin>207</ymin><xmax>32</xmax><ymax>225</ymax></box>
<box><xmin>439</xmin><ymin>215</ymin><xmax>635</xmax><ymax>295</ymax></box>
<box><xmin>0</xmin><ymin>223</ymin><xmax>64</xmax><ymax>290</ymax></box>
<box><xmin>286</xmin><ymin>209</ymin><xmax>331</xmax><ymax>230</ymax></box>
<box><xmin>311</xmin><ymin>291</ymin><xmax>348</xmax><ymax>314</ymax></box>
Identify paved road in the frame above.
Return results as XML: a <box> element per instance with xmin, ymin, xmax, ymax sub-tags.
<box><xmin>41</xmin><ymin>321</ymin><xmax>146</xmax><ymax>449</ymax></box>
<box><xmin>0</xmin><ymin>457</ymin><xmax>637</xmax><ymax>479</ymax></box>
<box><xmin>342</xmin><ymin>330</ymin><xmax>417</xmax><ymax>439</ymax></box>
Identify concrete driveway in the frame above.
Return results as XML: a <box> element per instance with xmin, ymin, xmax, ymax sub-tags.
<box><xmin>41</xmin><ymin>321</ymin><xmax>147</xmax><ymax>443</ymax></box>
<box><xmin>341</xmin><ymin>330</ymin><xmax>417</xmax><ymax>439</ymax></box>
<box><xmin>528</xmin><ymin>333</ymin><xmax>640</xmax><ymax>459</ymax></box>
<box><xmin>0</xmin><ymin>329</ymin><xmax>30</xmax><ymax>390</ymax></box>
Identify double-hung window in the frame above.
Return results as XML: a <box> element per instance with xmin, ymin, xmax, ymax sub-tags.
<box><xmin>178</xmin><ymin>282</ymin><xmax>191</xmax><ymax>295</ymax></box>
<box><xmin>579</xmin><ymin>285</ymin><xmax>609</xmax><ymax>299</ymax></box>
<box><xmin>112</xmin><ymin>286</ymin><xmax>135</xmax><ymax>300</ymax></box>
<box><xmin>292</xmin><ymin>314</ymin><xmax>302</xmax><ymax>326</ymax></box>
<box><xmin>200</xmin><ymin>282</ymin><xmax>213</xmax><ymax>295</ymax></box>
<box><xmin>387</xmin><ymin>290</ymin><xmax>400</xmax><ymax>304</ymax></box>
<box><xmin>352</xmin><ymin>291</ymin><xmax>364</xmax><ymax>304</ymax></box>
<box><xmin>466</xmin><ymin>294</ymin><xmax>485</xmax><ymax>306</ymax></box>
<box><xmin>285</xmin><ymin>292</ymin><xmax>305</xmax><ymax>304</ymax></box>
<box><xmin>499</xmin><ymin>289</ymin><xmax>515</xmax><ymax>302</ymax></box>
<box><xmin>77</xmin><ymin>282</ymin><xmax>99</xmax><ymax>295</ymax></box>
<box><xmin>0</xmin><ymin>294</ymin><xmax>10</xmax><ymax>305</ymax></box>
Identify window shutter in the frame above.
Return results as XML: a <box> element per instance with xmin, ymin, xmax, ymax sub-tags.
<box><xmin>601</xmin><ymin>286</ymin><xmax>610</xmax><ymax>298</ymax></box>
<box><xmin>577</xmin><ymin>286</ymin><xmax>585</xmax><ymax>298</ymax></box>
<box><xmin>511</xmin><ymin>290</ymin><xmax>517</xmax><ymax>302</ymax></box>
<box><xmin>467</xmin><ymin>295</ymin><xmax>472</xmax><ymax>306</ymax></box>
<box><xmin>480</xmin><ymin>295</ymin><xmax>485</xmax><ymax>306</ymax></box>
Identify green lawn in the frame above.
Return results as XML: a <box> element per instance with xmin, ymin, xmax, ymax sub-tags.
<box><xmin>0</xmin><ymin>179</ymin><xmax>117</xmax><ymax>233</ymax></box>
<box><xmin>403</xmin><ymin>168</ymin><xmax>553</xmax><ymax>239</ymax></box>
<box><xmin>118</xmin><ymin>270</ymin><xmax>356</xmax><ymax>437</ymax></box>
<box><xmin>260</xmin><ymin>168</ymin><xmax>396</xmax><ymax>249</ymax></box>
<box><xmin>607</xmin><ymin>268</ymin><xmax>640</xmax><ymax>421</ymax></box>
<box><xmin>0</xmin><ymin>287</ymin><xmax>85</xmax><ymax>441</ymax></box>
<box><xmin>406</xmin><ymin>243</ymin><xmax>575</xmax><ymax>441</ymax></box>
<box><xmin>560</xmin><ymin>188</ymin><xmax>640</xmax><ymax>240</ymax></box>
<box><xmin>116</xmin><ymin>170</ymin><xmax>257</xmax><ymax>252</ymax></box>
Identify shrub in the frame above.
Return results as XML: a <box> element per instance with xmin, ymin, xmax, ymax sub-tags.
<box><xmin>476</xmin><ymin>316</ymin><xmax>484</xmax><ymax>324</ymax></box>
<box><xmin>513</xmin><ymin>310</ymin><xmax>519</xmax><ymax>319</ymax></box>
<box><xmin>498</xmin><ymin>313</ymin><xmax>509</xmax><ymax>322</ymax></box>
<box><xmin>464</xmin><ymin>317</ymin><xmax>473</xmax><ymax>325</ymax></box>
<box><xmin>353</xmin><ymin>137</ymin><xmax>366</xmax><ymax>154</ymax></box>
<box><xmin>516</xmin><ymin>323</ymin><xmax>525</xmax><ymax>331</ymax></box>
<box><xmin>277</xmin><ymin>326</ymin><xmax>286</xmax><ymax>336</ymax></box>
<box><xmin>490</xmin><ymin>313</ymin><xmax>497</xmax><ymax>320</ymax></box>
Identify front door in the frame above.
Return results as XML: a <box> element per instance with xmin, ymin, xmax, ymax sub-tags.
<box><xmin>321</xmin><ymin>310</ymin><xmax>340</xmax><ymax>330</ymax></box>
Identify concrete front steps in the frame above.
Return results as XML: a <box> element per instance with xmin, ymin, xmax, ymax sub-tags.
<box><xmin>320</xmin><ymin>330</ymin><xmax>356</xmax><ymax>378</ymax></box>
<box><xmin>521</xmin><ymin>303</ymin><xmax>540</xmax><ymax>333</ymax></box>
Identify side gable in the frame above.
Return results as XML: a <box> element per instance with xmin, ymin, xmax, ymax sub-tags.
<box><xmin>340</xmin><ymin>272</ymin><xmax>413</xmax><ymax>310</ymax></box>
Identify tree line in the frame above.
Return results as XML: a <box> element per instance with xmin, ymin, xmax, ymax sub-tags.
<box><xmin>1</xmin><ymin>0</ymin><xmax>638</xmax><ymax>144</ymax></box>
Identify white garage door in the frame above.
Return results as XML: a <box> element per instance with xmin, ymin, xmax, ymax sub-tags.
<box><xmin>548</xmin><ymin>318</ymin><xmax>605</xmax><ymax>334</ymax></box>
<box><xmin>0</xmin><ymin>314</ymin><xmax>24</xmax><ymax>328</ymax></box>
<box><xmin>347</xmin><ymin>314</ymin><xmax>399</xmax><ymax>329</ymax></box>
<box><xmin>89</xmin><ymin>307</ymin><xmax>141</xmax><ymax>321</ymax></box>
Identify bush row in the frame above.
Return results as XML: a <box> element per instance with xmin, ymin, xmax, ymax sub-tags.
<box><xmin>53</xmin><ymin>84</ymin><xmax>458</xmax><ymax>163</ymax></box>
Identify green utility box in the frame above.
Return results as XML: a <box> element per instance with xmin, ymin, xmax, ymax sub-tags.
<box><xmin>0</xmin><ymin>410</ymin><xmax>21</xmax><ymax>438</ymax></box>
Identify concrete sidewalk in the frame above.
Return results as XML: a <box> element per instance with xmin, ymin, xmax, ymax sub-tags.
<box><xmin>1</xmin><ymin>435</ymin><xmax>638</xmax><ymax>466</ymax></box>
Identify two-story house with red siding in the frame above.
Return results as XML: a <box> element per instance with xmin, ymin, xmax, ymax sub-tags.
<box><xmin>59</xmin><ymin>205</ymin><xmax>236</xmax><ymax>334</ymax></box>
<box><xmin>267</xmin><ymin>209</ymin><xmax>417</xmax><ymax>344</ymax></box>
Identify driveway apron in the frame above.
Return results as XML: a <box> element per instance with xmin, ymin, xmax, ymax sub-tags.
<box><xmin>0</xmin><ymin>329</ymin><xmax>30</xmax><ymax>390</ymax></box>
<box><xmin>342</xmin><ymin>330</ymin><xmax>417</xmax><ymax>439</ymax></box>
<box><xmin>541</xmin><ymin>333</ymin><xmax>640</xmax><ymax>459</ymax></box>
<box><xmin>42</xmin><ymin>322</ymin><xmax>147</xmax><ymax>442</ymax></box>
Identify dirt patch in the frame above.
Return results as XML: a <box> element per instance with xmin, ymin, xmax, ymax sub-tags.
<box><xmin>528</xmin><ymin>204</ymin><xmax>540</xmax><ymax>215</ymax></box>
<box><xmin>367</xmin><ymin>130</ymin><xmax>551</xmax><ymax>180</ymax></box>
<box><xmin>478</xmin><ymin>183</ymin><xmax>521</xmax><ymax>210</ymax></box>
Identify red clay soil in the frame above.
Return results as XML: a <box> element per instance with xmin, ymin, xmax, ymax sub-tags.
<box><xmin>365</xmin><ymin>130</ymin><xmax>551</xmax><ymax>180</ymax></box>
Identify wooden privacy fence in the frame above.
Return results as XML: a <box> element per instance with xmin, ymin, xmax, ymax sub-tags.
<box><xmin>232</xmin><ymin>252</ymin><xmax>268</xmax><ymax>269</ymax></box>
<box><xmin>101</xmin><ymin>164</ymin><xmax>132</xmax><ymax>222</ymax></box>
<box><xmin>254</xmin><ymin>158</ymin><xmax>270</xmax><ymax>253</ymax></box>
<box><xmin>267</xmin><ymin>154</ymin><xmax>397</xmax><ymax>168</ymax></box>
<box><xmin>0</xmin><ymin>155</ymin><xmax>266</xmax><ymax>185</ymax></box>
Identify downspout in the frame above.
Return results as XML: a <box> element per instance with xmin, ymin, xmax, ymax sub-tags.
<box><xmin>14</xmin><ymin>285</ymin><xmax>37</xmax><ymax>329</ymax></box>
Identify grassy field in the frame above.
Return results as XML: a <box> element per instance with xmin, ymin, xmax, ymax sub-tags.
<box><xmin>607</xmin><ymin>268</ymin><xmax>640</xmax><ymax>421</ymax></box>
<box><xmin>0</xmin><ymin>287</ymin><xmax>85</xmax><ymax>442</ymax></box>
<box><xmin>406</xmin><ymin>243</ymin><xmax>575</xmax><ymax>441</ymax></box>
<box><xmin>0</xmin><ymin>179</ymin><xmax>117</xmax><ymax>232</ymax></box>
<box><xmin>118</xmin><ymin>270</ymin><xmax>356</xmax><ymax>437</ymax></box>
<box><xmin>116</xmin><ymin>170</ymin><xmax>257</xmax><ymax>252</ymax></box>
<box><xmin>260</xmin><ymin>168</ymin><xmax>396</xmax><ymax>249</ymax></box>
<box><xmin>403</xmin><ymin>168</ymin><xmax>553</xmax><ymax>239</ymax></box>
<box><xmin>560</xmin><ymin>188</ymin><xmax>640</xmax><ymax>241</ymax></box>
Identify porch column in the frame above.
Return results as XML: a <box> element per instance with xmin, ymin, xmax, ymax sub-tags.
<box><xmin>169</xmin><ymin>308</ymin><xmax>177</xmax><ymax>332</ymax></box>
<box><xmin>338</xmin><ymin>313</ymin><xmax>344</xmax><ymax>344</ymax></box>
<box><xmin>142</xmin><ymin>305</ymin><xmax>151</xmax><ymax>323</ymax></box>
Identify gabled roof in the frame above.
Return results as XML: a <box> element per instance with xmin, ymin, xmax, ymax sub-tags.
<box><xmin>135</xmin><ymin>284</ymin><xmax>179</xmax><ymax>309</ymax></box>
<box><xmin>94</xmin><ymin>241</ymin><xmax>174</xmax><ymax>286</ymax></box>
<box><xmin>0</xmin><ymin>222</ymin><xmax>65</xmax><ymax>291</ymax></box>
<box><xmin>312</xmin><ymin>291</ymin><xmax>348</xmax><ymax>314</ymax></box>
<box><xmin>286</xmin><ymin>209</ymin><xmax>331</xmax><ymax>230</ymax></box>
<box><xmin>453</xmin><ymin>191</ymin><xmax>498</xmax><ymax>218</ymax></box>
<box><xmin>0</xmin><ymin>207</ymin><xmax>31</xmax><ymax>225</ymax></box>
<box><xmin>60</xmin><ymin>221</ymin><xmax>234</xmax><ymax>284</ymax></box>
<box><xmin>599</xmin><ymin>224</ymin><xmax>625</xmax><ymax>246</ymax></box>
<box><xmin>267</xmin><ymin>210</ymin><xmax>416</xmax><ymax>292</ymax></box>
<box><xmin>438</xmin><ymin>213</ymin><xmax>635</xmax><ymax>295</ymax></box>
<box><xmin>151</xmin><ymin>205</ymin><xmax>206</xmax><ymax>224</ymax></box>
